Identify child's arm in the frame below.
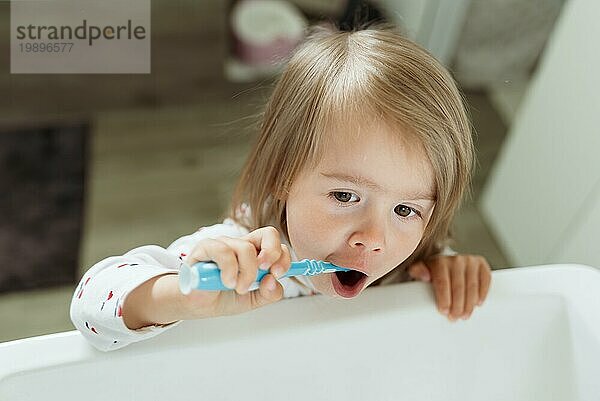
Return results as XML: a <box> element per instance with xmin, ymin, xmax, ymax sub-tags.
<box><xmin>407</xmin><ymin>254</ymin><xmax>492</xmax><ymax>321</ymax></box>
<box><xmin>70</xmin><ymin>221</ymin><xmax>251</xmax><ymax>352</ymax></box>
<box><xmin>69</xmin><ymin>245</ymin><xmax>183</xmax><ymax>352</ymax></box>
<box><xmin>70</xmin><ymin>219</ymin><xmax>307</xmax><ymax>352</ymax></box>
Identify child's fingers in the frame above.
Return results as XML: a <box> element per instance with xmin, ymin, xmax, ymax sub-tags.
<box><xmin>254</xmin><ymin>273</ymin><xmax>284</xmax><ymax>306</ymax></box>
<box><xmin>478</xmin><ymin>259</ymin><xmax>492</xmax><ymax>305</ymax></box>
<box><xmin>270</xmin><ymin>243</ymin><xmax>291</xmax><ymax>279</ymax></box>
<box><xmin>463</xmin><ymin>262</ymin><xmax>480</xmax><ymax>319</ymax></box>
<box><xmin>219</xmin><ymin>237</ymin><xmax>260</xmax><ymax>295</ymax></box>
<box><xmin>449</xmin><ymin>262</ymin><xmax>466</xmax><ymax>320</ymax></box>
<box><xmin>243</xmin><ymin>226</ymin><xmax>283</xmax><ymax>268</ymax></box>
<box><xmin>186</xmin><ymin>238</ymin><xmax>240</xmax><ymax>289</ymax></box>
<box><xmin>243</xmin><ymin>226</ymin><xmax>292</xmax><ymax>279</ymax></box>
<box><xmin>430</xmin><ymin>261</ymin><xmax>451</xmax><ymax>315</ymax></box>
<box><xmin>233</xmin><ymin>274</ymin><xmax>283</xmax><ymax>312</ymax></box>
<box><xmin>214</xmin><ymin>273</ymin><xmax>283</xmax><ymax>316</ymax></box>
<box><xmin>208</xmin><ymin>236</ymin><xmax>259</xmax><ymax>294</ymax></box>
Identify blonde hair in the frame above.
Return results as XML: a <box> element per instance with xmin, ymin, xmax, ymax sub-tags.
<box><xmin>227</xmin><ymin>22</ymin><xmax>474</xmax><ymax>284</ymax></box>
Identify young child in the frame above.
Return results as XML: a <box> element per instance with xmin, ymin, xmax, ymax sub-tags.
<box><xmin>71</xmin><ymin>23</ymin><xmax>492</xmax><ymax>352</ymax></box>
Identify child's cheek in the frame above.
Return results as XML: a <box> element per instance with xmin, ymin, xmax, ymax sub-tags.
<box><xmin>286</xmin><ymin>203</ymin><xmax>336</xmax><ymax>260</ymax></box>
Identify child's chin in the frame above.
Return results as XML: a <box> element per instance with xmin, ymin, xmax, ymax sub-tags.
<box><xmin>307</xmin><ymin>274</ymin><xmax>337</xmax><ymax>297</ymax></box>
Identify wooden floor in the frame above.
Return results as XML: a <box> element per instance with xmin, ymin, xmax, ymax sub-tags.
<box><xmin>0</xmin><ymin>2</ymin><xmax>509</xmax><ymax>342</ymax></box>
<box><xmin>79</xmin><ymin>92</ymin><xmax>268</xmax><ymax>271</ymax></box>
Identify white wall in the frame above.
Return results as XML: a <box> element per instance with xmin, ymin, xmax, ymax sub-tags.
<box><xmin>480</xmin><ymin>0</ymin><xmax>600</xmax><ymax>267</ymax></box>
<box><xmin>376</xmin><ymin>0</ymin><xmax>471</xmax><ymax>66</ymax></box>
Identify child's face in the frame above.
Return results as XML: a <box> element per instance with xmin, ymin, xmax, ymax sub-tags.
<box><xmin>285</xmin><ymin>122</ymin><xmax>436</xmax><ymax>298</ymax></box>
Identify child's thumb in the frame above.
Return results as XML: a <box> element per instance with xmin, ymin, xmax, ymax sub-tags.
<box><xmin>408</xmin><ymin>261</ymin><xmax>431</xmax><ymax>282</ymax></box>
<box><xmin>251</xmin><ymin>274</ymin><xmax>284</xmax><ymax>309</ymax></box>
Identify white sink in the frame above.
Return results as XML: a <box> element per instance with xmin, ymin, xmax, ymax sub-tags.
<box><xmin>1</xmin><ymin>264</ymin><xmax>598</xmax><ymax>400</ymax></box>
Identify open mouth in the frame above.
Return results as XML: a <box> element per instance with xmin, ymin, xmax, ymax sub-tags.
<box><xmin>332</xmin><ymin>270</ymin><xmax>368</xmax><ymax>298</ymax></box>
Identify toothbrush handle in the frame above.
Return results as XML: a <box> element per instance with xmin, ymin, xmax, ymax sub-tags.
<box><xmin>179</xmin><ymin>259</ymin><xmax>349</xmax><ymax>294</ymax></box>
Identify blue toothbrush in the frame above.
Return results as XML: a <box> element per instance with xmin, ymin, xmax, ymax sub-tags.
<box><xmin>179</xmin><ymin>259</ymin><xmax>351</xmax><ymax>294</ymax></box>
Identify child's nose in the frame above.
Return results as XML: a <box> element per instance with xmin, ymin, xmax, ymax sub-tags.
<box><xmin>349</xmin><ymin>224</ymin><xmax>385</xmax><ymax>253</ymax></box>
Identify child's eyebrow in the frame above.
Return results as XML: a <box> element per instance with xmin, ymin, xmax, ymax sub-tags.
<box><xmin>320</xmin><ymin>171</ymin><xmax>436</xmax><ymax>201</ymax></box>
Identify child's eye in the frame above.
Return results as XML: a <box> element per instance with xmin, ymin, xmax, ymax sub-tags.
<box><xmin>394</xmin><ymin>204</ymin><xmax>421</xmax><ymax>219</ymax></box>
<box><xmin>329</xmin><ymin>191</ymin><xmax>359</xmax><ymax>204</ymax></box>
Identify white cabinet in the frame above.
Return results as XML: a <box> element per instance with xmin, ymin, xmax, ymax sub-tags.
<box><xmin>480</xmin><ymin>0</ymin><xmax>600</xmax><ymax>267</ymax></box>
<box><xmin>376</xmin><ymin>0</ymin><xmax>471</xmax><ymax>66</ymax></box>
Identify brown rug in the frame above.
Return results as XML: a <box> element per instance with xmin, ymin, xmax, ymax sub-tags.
<box><xmin>0</xmin><ymin>123</ymin><xmax>88</xmax><ymax>294</ymax></box>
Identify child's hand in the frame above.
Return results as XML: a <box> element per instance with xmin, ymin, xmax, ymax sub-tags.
<box><xmin>182</xmin><ymin>226</ymin><xmax>291</xmax><ymax>319</ymax></box>
<box><xmin>407</xmin><ymin>254</ymin><xmax>492</xmax><ymax>321</ymax></box>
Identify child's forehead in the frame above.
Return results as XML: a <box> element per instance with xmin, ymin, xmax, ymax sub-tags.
<box><xmin>321</xmin><ymin>126</ymin><xmax>428</xmax><ymax>161</ymax></box>
<box><xmin>321</xmin><ymin>117</ymin><xmax>417</xmax><ymax>155</ymax></box>
<box><xmin>312</xmin><ymin>117</ymin><xmax>434</xmax><ymax>187</ymax></box>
